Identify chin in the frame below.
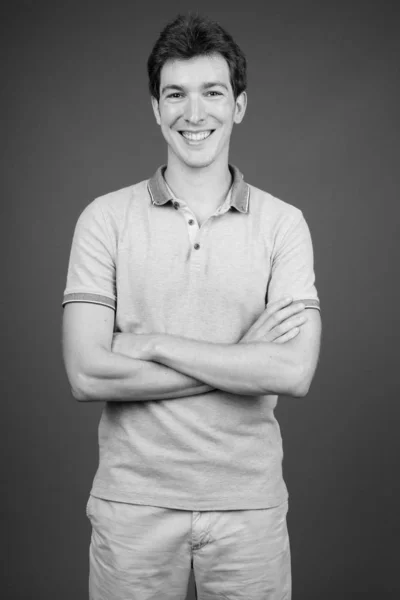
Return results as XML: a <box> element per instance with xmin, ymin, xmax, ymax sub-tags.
<box><xmin>183</xmin><ymin>157</ymin><xmax>215</xmax><ymax>169</ymax></box>
<box><xmin>178</xmin><ymin>148</ymin><xmax>219</xmax><ymax>169</ymax></box>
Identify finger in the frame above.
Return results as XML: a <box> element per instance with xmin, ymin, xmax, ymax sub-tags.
<box><xmin>274</xmin><ymin>327</ymin><xmax>300</xmax><ymax>344</ymax></box>
<box><xmin>246</xmin><ymin>299</ymin><xmax>305</xmax><ymax>339</ymax></box>
<box><xmin>272</xmin><ymin>314</ymin><xmax>307</xmax><ymax>338</ymax></box>
<box><xmin>265</xmin><ymin>296</ymin><xmax>293</xmax><ymax>315</ymax></box>
<box><xmin>267</xmin><ymin>303</ymin><xmax>306</xmax><ymax>331</ymax></box>
<box><xmin>251</xmin><ymin>297</ymin><xmax>295</xmax><ymax>331</ymax></box>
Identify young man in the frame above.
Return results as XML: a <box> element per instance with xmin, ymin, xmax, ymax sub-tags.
<box><xmin>62</xmin><ymin>14</ymin><xmax>321</xmax><ymax>600</ymax></box>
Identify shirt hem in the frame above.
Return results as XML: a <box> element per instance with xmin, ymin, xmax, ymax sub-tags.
<box><xmin>90</xmin><ymin>485</ymin><xmax>289</xmax><ymax>511</ymax></box>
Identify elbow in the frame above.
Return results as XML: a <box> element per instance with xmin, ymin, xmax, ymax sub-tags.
<box><xmin>291</xmin><ymin>381</ymin><xmax>310</xmax><ymax>399</ymax></box>
<box><xmin>259</xmin><ymin>363</ymin><xmax>311</xmax><ymax>398</ymax></box>
<box><xmin>64</xmin><ymin>347</ymin><xmax>115</xmax><ymax>402</ymax></box>
<box><xmin>290</xmin><ymin>364</ymin><xmax>313</xmax><ymax>398</ymax></box>
<box><xmin>69</xmin><ymin>372</ymin><xmax>97</xmax><ymax>402</ymax></box>
<box><xmin>71</xmin><ymin>385</ymin><xmax>89</xmax><ymax>402</ymax></box>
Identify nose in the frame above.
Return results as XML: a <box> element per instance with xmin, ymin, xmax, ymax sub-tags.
<box><xmin>184</xmin><ymin>95</ymin><xmax>206</xmax><ymax>124</ymax></box>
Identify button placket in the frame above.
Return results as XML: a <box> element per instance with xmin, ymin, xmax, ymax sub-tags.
<box><xmin>179</xmin><ymin>205</ymin><xmax>199</xmax><ymax>246</ymax></box>
<box><xmin>188</xmin><ymin>218</ymin><xmax>199</xmax><ymax>246</ymax></box>
<box><xmin>191</xmin><ymin>219</ymin><xmax>213</xmax><ymax>258</ymax></box>
<box><xmin>192</xmin><ymin>222</ymin><xmax>205</xmax><ymax>252</ymax></box>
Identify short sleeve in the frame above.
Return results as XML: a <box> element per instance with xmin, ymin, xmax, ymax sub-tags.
<box><xmin>267</xmin><ymin>211</ymin><xmax>320</xmax><ymax>311</ymax></box>
<box><xmin>62</xmin><ymin>199</ymin><xmax>117</xmax><ymax>311</ymax></box>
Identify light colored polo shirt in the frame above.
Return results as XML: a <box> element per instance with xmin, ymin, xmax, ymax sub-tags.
<box><xmin>63</xmin><ymin>165</ymin><xmax>320</xmax><ymax>510</ymax></box>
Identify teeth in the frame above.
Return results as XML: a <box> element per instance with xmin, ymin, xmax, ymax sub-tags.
<box><xmin>181</xmin><ymin>130</ymin><xmax>212</xmax><ymax>141</ymax></box>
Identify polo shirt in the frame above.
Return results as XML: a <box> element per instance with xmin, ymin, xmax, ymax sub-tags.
<box><xmin>62</xmin><ymin>164</ymin><xmax>320</xmax><ymax>510</ymax></box>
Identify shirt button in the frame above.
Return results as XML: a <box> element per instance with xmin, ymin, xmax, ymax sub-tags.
<box><xmin>188</xmin><ymin>219</ymin><xmax>195</xmax><ymax>226</ymax></box>
<box><xmin>173</xmin><ymin>201</ymin><xmax>179</xmax><ymax>210</ymax></box>
<box><xmin>194</xmin><ymin>243</ymin><xmax>200</xmax><ymax>250</ymax></box>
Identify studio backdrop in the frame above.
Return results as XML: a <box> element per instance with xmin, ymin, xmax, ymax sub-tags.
<box><xmin>2</xmin><ymin>1</ymin><xmax>399</xmax><ymax>599</ymax></box>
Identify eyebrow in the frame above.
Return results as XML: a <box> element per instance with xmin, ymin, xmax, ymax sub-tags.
<box><xmin>203</xmin><ymin>82</ymin><xmax>229</xmax><ymax>91</ymax></box>
<box><xmin>161</xmin><ymin>81</ymin><xmax>229</xmax><ymax>95</ymax></box>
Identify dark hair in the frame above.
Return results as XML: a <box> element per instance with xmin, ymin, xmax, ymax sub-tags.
<box><xmin>147</xmin><ymin>14</ymin><xmax>247</xmax><ymax>101</ymax></box>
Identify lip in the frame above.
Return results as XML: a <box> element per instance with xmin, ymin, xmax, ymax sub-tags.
<box><xmin>178</xmin><ymin>129</ymin><xmax>215</xmax><ymax>144</ymax></box>
<box><xmin>179</xmin><ymin>130</ymin><xmax>213</xmax><ymax>133</ymax></box>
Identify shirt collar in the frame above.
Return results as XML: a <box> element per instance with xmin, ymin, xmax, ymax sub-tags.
<box><xmin>147</xmin><ymin>165</ymin><xmax>250</xmax><ymax>213</ymax></box>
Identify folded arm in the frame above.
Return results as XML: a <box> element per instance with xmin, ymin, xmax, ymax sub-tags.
<box><xmin>125</xmin><ymin>308</ymin><xmax>321</xmax><ymax>397</ymax></box>
<box><xmin>62</xmin><ymin>297</ymin><xmax>309</xmax><ymax>402</ymax></box>
<box><xmin>62</xmin><ymin>302</ymin><xmax>214</xmax><ymax>402</ymax></box>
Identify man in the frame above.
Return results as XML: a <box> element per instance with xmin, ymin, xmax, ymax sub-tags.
<box><xmin>62</xmin><ymin>13</ymin><xmax>321</xmax><ymax>600</ymax></box>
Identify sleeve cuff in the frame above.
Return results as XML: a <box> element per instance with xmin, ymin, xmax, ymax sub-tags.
<box><xmin>62</xmin><ymin>292</ymin><xmax>116</xmax><ymax>311</ymax></box>
<box><xmin>292</xmin><ymin>298</ymin><xmax>320</xmax><ymax>311</ymax></box>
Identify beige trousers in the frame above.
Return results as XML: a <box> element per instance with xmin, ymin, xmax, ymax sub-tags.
<box><xmin>86</xmin><ymin>495</ymin><xmax>291</xmax><ymax>599</ymax></box>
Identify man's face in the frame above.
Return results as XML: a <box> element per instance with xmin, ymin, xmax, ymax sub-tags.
<box><xmin>152</xmin><ymin>53</ymin><xmax>247</xmax><ymax>170</ymax></box>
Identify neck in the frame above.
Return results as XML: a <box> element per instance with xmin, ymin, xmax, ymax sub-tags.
<box><xmin>164</xmin><ymin>155</ymin><xmax>232</xmax><ymax>211</ymax></box>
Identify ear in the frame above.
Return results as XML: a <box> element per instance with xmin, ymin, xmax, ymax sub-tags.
<box><xmin>233</xmin><ymin>91</ymin><xmax>247</xmax><ymax>124</ymax></box>
<box><xmin>151</xmin><ymin>96</ymin><xmax>161</xmax><ymax>125</ymax></box>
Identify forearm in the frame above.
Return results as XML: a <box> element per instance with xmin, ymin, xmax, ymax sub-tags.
<box><xmin>73</xmin><ymin>347</ymin><xmax>214</xmax><ymax>402</ymax></box>
<box><xmin>150</xmin><ymin>335</ymin><xmax>305</xmax><ymax>397</ymax></box>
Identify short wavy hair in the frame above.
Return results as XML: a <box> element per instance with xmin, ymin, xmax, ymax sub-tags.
<box><xmin>147</xmin><ymin>14</ymin><xmax>247</xmax><ymax>101</ymax></box>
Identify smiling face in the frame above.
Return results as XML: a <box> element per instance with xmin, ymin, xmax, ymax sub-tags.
<box><xmin>151</xmin><ymin>53</ymin><xmax>247</xmax><ymax>171</ymax></box>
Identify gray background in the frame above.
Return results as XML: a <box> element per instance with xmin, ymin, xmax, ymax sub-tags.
<box><xmin>2</xmin><ymin>0</ymin><xmax>400</xmax><ymax>598</ymax></box>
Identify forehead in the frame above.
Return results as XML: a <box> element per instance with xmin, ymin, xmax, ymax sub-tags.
<box><xmin>160</xmin><ymin>53</ymin><xmax>231</xmax><ymax>89</ymax></box>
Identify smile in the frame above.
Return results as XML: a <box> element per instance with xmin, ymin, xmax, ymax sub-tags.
<box><xmin>179</xmin><ymin>130</ymin><xmax>214</xmax><ymax>142</ymax></box>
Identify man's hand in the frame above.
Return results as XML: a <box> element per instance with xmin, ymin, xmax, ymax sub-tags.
<box><xmin>240</xmin><ymin>297</ymin><xmax>307</xmax><ymax>344</ymax></box>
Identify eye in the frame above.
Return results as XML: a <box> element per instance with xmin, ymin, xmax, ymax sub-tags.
<box><xmin>166</xmin><ymin>92</ymin><xmax>184</xmax><ymax>99</ymax></box>
<box><xmin>206</xmin><ymin>91</ymin><xmax>223</xmax><ymax>97</ymax></box>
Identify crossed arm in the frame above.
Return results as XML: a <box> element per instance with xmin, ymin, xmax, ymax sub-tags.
<box><xmin>62</xmin><ymin>297</ymin><xmax>321</xmax><ymax>402</ymax></box>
